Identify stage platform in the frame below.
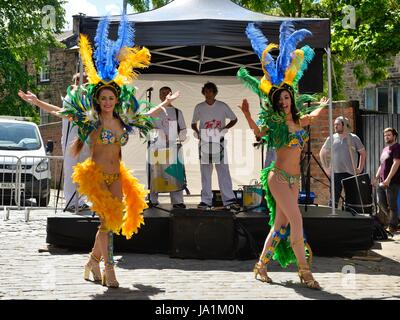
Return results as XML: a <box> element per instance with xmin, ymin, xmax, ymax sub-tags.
<box><xmin>46</xmin><ymin>205</ymin><xmax>373</xmax><ymax>259</ymax></box>
<box><xmin>46</xmin><ymin>204</ymin><xmax>374</xmax><ymax>259</ymax></box>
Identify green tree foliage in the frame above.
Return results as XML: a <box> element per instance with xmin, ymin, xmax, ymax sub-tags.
<box><xmin>128</xmin><ymin>0</ymin><xmax>172</xmax><ymax>11</ymax></box>
<box><xmin>237</xmin><ymin>0</ymin><xmax>323</xmax><ymax>17</ymax></box>
<box><xmin>324</xmin><ymin>0</ymin><xmax>400</xmax><ymax>86</ymax></box>
<box><xmin>0</xmin><ymin>1</ymin><xmax>66</xmax><ymax>118</ymax></box>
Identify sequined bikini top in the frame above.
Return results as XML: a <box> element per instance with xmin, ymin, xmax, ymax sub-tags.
<box><xmin>287</xmin><ymin>129</ymin><xmax>309</xmax><ymax>149</ymax></box>
<box><xmin>97</xmin><ymin>128</ymin><xmax>129</xmax><ymax>146</ymax></box>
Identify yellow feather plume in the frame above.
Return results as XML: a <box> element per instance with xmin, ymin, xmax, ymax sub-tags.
<box><xmin>78</xmin><ymin>35</ymin><xmax>101</xmax><ymax>84</ymax></box>
<box><xmin>114</xmin><ymin>47</ymin><xmax>151</xmax><ymax>86</ymax></box>
<box><xmin>284</xmin><ymin>49</ymin><xmax>304</xmax><ymax>86</ymax></box>
<box><xmin>260</xmin><ymin>76</ymin><xmax>273</xmax><ymax>96</ymax></box>
<box><xmin>261</xmin><ymin>43</ymin><xmax>278</xmax><ymax>77</ymax></box>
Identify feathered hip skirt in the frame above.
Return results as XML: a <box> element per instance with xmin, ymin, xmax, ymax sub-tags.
<box><xmin>72</xmin><ymin>158</ymin><xmax>148</xmax><ymax>239</ymax></box>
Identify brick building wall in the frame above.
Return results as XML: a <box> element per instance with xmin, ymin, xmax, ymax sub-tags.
<box><xmin>38</xmin><ymin>48</ymin><xmax>78</xmax><ymax>124</ymax></box>
<box><xmin>39</xmin><ymin>121</ymin><xmax>63</xmax><ymax>156</ymax></box>
<box><xmin>343</xmin><ymin>53</ymin><xmax>400</xmax><ymax>109</ymax></box>
<box><xmin>304</xmin><ymin>101</ymin><xmax>357</xmax><ymax>206</ymax></box>
<box><xmin>343</xmin><ymin>61</ymin><xmax>364</xmax><ymax>107</ymax></box>
<box><xmin>25</xmin><ymin>46</ymin><xmax>78</xmax><ymax>124</ymax></box>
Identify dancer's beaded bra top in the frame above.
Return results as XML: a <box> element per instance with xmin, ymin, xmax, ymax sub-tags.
<box><xmin>287</xmin><ymin>129</ymin><xmax>309</xmax><ymax>149</ymax></box>
<box><xmin>97</xmin><ymin>128</ymin><xmax>129</xmax><ymax>146</ymax></box>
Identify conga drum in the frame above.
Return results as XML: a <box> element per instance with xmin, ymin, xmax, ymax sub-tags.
<box><xmin>149</xmin><ymin>146</ymin><xmax>186</xmax><ymax>193</ymax></box>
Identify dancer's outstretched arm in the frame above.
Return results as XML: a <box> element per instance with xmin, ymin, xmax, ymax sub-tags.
<box><xmin>238</xmin><ymin>98</ymin><xmax>267</xmax><ymax>139</ymax></box>
<box><xmin>299</xmin><ymin>97</ymin><xmax>329</xmax><ymax>127</ymax></box>
<box><xmin>18</xmin><ymin>90</ymin><xmax>64</xmax><ymax>118</ymax></box>
<box><xmin>147</xmin><ymin>91</ymin><xmax>180</xmax><ymax>117</ymax></box>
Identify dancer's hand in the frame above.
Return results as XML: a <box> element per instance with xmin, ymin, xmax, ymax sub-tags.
<box><xmin>18</xmin><ymin>90</ymin><xmax>38</xmax><ymax>106</ymax></box>
<box><xmin>239</xmin><ymin>99</ymin><xmax>251</xmax><ymax>116</ymax></box>
<box><xmin>165</xmin><ymin>91</ymin><xmax>180</xmax><ymax>104</ymax></box>
<box><xmin>319</xmin><ymin>96</ymin><xmax>329</xmax><ymax>106</ymax></box>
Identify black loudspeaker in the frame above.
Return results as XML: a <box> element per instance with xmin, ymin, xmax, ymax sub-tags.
<box><xmin>341</xmin><ymin>173</ymin><xmax>374</xmax><ymax>214</ymax></box>
<box><xmin>170</xmin><ymin>209</ymin><xmax>237</xmax><ymax>259</ymax></box>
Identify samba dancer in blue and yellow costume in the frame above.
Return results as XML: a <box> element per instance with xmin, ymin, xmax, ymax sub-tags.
<box><xmin>237</xmin><ymin>22</ymin><xmax>328</xmax><ymax>289</ymax></box>
<box><xmin>18</xmin><ymin>15</ymin><xmax>178</xmax><ymax>288</ymax></box>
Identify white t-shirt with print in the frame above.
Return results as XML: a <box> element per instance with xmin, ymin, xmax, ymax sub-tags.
<box><xmin>192</xmin><ymin>100</ymin><xmax>237</xmax><ymax>140</ymax></box>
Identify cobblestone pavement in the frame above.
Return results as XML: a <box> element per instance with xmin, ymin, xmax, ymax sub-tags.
<box><xmin>0</xmin><ymin>209</ymin><xmax>399</xmax><ymax>300</ymax></box>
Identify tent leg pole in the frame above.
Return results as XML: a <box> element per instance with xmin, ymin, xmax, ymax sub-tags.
<box><xmin>326</xmin><ymin>46</ymin><xmax>336</xmax><ymax>215</ymax></box>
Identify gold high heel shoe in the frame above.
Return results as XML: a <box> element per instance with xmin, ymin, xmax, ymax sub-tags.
<box><xmin>102</xmin><ymin>263</ymin><xmax>119</xmax><ymax>288</ymax></box>
<box><xmin>298</xmin><ymin>264</ymin><xmax>321</xmax><ymax>290</ymax></box>
<box><xmin>253</xmin><ymin>261</ymin><xmax>272</xmax><ymax>283</ymax></box>
<box><xmin>84</xmin><ymin>253</ymin><xmax>102</xmax><ymax>282</ymax></box>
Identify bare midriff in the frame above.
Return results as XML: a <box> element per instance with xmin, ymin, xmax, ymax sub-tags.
<box><xmin>274</xmin><ymin>146</ymin><xmax>302</xmax><ymax>176</ymax></box>
<box><xmin>90</xmin><ymin>142</ymin><xmax>121</xmax><ymax>174</ymax></box>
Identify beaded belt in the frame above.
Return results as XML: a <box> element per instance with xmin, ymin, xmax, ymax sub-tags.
<box><xmin>271</xmin><ymin>166</ymin><xmax>300</xmax><ymax>188</ymax></box>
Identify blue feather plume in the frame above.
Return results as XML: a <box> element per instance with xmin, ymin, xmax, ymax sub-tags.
<box><xmin>246</xmin><ymin>23</ymin><xmax>268</xmax><ymax>59</ymax></box>
<box><xmin>275</xmin><ymin>21</ymin><xmax>294</xmax><ymax>84</ymax></box>
<box><xmin>276</xmin><ymin>22</ymin><xmax>312</xmax><ymax>83</ymax></box>
<box><xmin>103</xmin><ymin>38</ymin><xmax>117</xmax><ymax>82</ymax></box>
<box><xmin>94</xmin><ymin>16</ymin><xmax>111</xmax><ymax>81</ymax></box>
<box><xmin>112</xmin><ymin>14</ymin><xmax>135</xmax><ymax>61</ymax></box>
<box><xmin>245</xmin><ymin>23</ymin><xmax>277</xmax><ymax>82</ymax></box>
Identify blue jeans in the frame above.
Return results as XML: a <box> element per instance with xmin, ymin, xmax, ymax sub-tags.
<box><xmin>376</xmin><ymin>184</ymin><xmax>400</xmax><ymax>229</ymax></box>
<box><xmin>329</xmin><ymin>172</ymin><xmax>353</xmax><ymax>208</ymax></box>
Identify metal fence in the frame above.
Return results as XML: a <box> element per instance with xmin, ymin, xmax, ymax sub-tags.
<box><xmin>360</xmin><ymin>112</ymin><xmax>400</xmax><ymax>180</ymax></box>
<box><xmin>1</xmin><ymin>155</ymin><xmax>67</xmax><ymax>219</ymax></box>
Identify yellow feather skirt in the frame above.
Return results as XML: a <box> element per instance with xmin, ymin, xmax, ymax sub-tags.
<box><xmin>72</xmin><ymin>158</ymin><xmax>148</xmax><ymax>239</ymax></box>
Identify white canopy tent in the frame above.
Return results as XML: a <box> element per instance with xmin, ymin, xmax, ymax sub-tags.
<box><xmin>121</xmin><ymin>74</ymin><xmax>265</xmax><ymax>195</ymax></box>
<box><xmin>77</xmin><ymin>0</ymin><xmax>336</xmax><ymax>211</ymax></box>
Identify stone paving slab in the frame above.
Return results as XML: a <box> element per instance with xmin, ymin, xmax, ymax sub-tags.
<box><xmin>1</xmin><ymin>209</ymin><xmax>400</xmax><ymax>300</ymax></box>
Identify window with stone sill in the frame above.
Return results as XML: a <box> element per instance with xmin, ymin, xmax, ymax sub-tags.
<box><xmin>377</xmin><ymin>87</ymin><xmax>389</xmax><ymax>113</ymax></box>
<box><xmin>364</xmin><ymin>87</ymin><xmax>375</xmax><ymax>110</ymax></box>
<box><xmin>39</xmin><ymin>51</ymin><xmax>50</xmax><ymax>83</ymax></box>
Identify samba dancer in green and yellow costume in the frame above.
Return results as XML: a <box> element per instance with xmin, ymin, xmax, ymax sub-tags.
<box><xmin>18</xmin><ymin>14</ymin><xmax>178</xmax><ymax>288</ymax></box>
<box><xmin>237</xmin><ymin>22</ymin><xmax>328</xmax><ymax>289</ymax></box>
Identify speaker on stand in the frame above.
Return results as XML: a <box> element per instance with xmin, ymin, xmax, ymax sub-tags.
<box><xmin>341</xmin><ymin>173</ymin><xmax>374</xmax><ymax>215</ymax></box>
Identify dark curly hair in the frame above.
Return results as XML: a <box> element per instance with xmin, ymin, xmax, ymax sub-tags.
<box><xmin>201</xmin><ymin>82</ymin><xmax>218</xmax><ymax>95</ymax></box>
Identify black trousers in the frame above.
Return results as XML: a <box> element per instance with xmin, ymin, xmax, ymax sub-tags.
<box><xmin>376</xmin><ymin>184</ymin><xmax>400</xmax><ymax>228</ymax></box>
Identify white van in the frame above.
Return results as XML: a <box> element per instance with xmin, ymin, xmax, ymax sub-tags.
<box><xmin>0</xmin><ymin>118</ymin><xmax>53</xmax><ymax>206</ymax></box>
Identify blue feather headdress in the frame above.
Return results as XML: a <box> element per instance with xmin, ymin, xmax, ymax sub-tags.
<box><xmin>79</xmin><ymin>14</ymin><xmax>151</xmax><ymax>99</ymax></box>
<box><xmin>238</xmin><ymin>21</ymin><xmax>315</xmax><ymax>103</ymax></box>
<box><xmin>60</xmin><ymin>14</ymin><xmax>154</xmax><ymax>142</ymax></box>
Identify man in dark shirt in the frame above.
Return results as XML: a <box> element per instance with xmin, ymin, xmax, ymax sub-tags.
<box><xmin>374</xmin><ymin>128</ymin><xmax>400</xmax><ymax>233</ymax></box>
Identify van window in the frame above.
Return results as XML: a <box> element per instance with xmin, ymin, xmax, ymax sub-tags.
<box><xmin>0</xmin><ymin>123</ymin><xmax>41</xmax><ymax>150</ymax></box>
